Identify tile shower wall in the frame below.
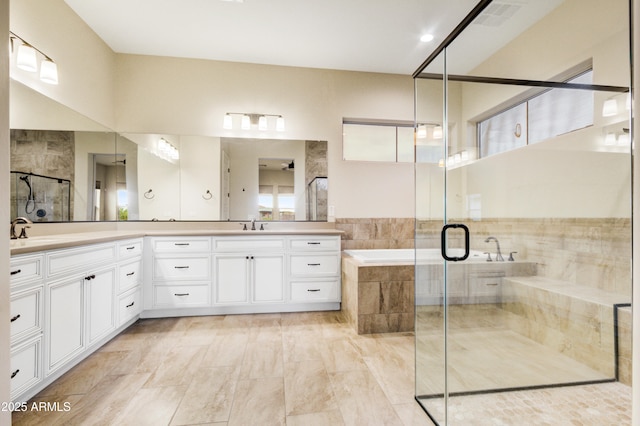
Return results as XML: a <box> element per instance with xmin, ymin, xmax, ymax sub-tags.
<box><xmin>336</xmin><ymin>218</ymin><xmax>415</xmax><ymax>250</ymax></box>
<box><xmin>417</xmin><ymin>218</ymin><xmax>631</xmax><ymax>295</ymax></box>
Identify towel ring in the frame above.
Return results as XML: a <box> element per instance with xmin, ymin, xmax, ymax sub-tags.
<box><xmin>144</xmin><ymin>189</ymin><xmax>155</xmax><ymax>199</ymax></box>
<box><xmin>202</xmin><ymin>190</ymin><xmax>213</xmax><ymax>200</ymax></box>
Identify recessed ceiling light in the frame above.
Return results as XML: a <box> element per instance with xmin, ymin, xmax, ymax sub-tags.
<box><xmin>420</xmin><ymin>34</ymin><xmax>435</xmax><ymax>43</ymax></box>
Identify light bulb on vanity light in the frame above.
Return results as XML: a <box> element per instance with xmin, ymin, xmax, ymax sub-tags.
<box><xmin>602</xmin><ymin>99</ymin><xmax>618</xmax><ymax>117</ymax></box>
<box><xmin>258</xmin><ymin>115</ymin><xmax>268</xmax><ymax>131</ymax></box>
<box><xmin>416</xmin><ymin>125</ymin><xmax>427</xmax><ymax>139</ymax></box>
<box><xmin>16</xmin><ymin>43</ymin><xmax>37</xmax><ymax>72</ymax></box>
<box><xmin>241</xmin><ymin>115</ymin><xmax>251</xmax><ymax>130</ymax></box>
<box><xmin>432</xmin><ymin>125</ymin><xmax>443</xmax><ymax>139</ymax></box>
<box><xmin>223</xmin><ymin>114</ymin><xmax>233</xmax><ymax>129</ymax></box>
<box><xmin>604</xmin><ymin>132</ymin><xmax>617</xmax><ymax>146</ymax></box>
<box><xmin>39</xmin><ymin>58</ymin><xmax>58</xmax><ymax>85</ymax></box>
<box><xmin>276</xmin><ymin>116</ymin><xmax>285</xmax><ymax>132</ymax></box>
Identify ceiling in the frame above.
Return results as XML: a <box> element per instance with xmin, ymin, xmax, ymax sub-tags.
<box><xmin>63</xmin><ymin>0</ymin><xmax>563</xmax><ymax>75</ymax></box>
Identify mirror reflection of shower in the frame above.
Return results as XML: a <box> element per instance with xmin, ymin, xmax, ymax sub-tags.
<box><xmin>19</xmin><ymin>174</ymin><xmax>36</xmax><ymax>214</ymax></box>
<box><xmin>10</xmin><ymin>171</ymin><xmax>71</xmax><ymax>222</ymax></box>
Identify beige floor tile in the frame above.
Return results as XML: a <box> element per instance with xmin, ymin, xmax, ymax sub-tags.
<box><xmin>286</xmin><ymin>409</ymin><xmax>345</xmax><ymax>426</ymax></box>
<box><xmin>320</xmin><ymin>338</ymin><xmax>369</xmax><ymax>373</ymax></box>
<box><xmin>143</xmin><ymin>345</ymin><xmax>207</xmax><ymax>388</ymax></box>
<box><xmin>171</xmin><ymin>366</ymin><xmax>237</xmax><ymax>425</ymax></box>
<box><xmin>284</xmin><ymin>360</ymin><xmax>338</xmax><ymax>416</ymax></box>
<box><xmin>239</xmin><ymin>340</ymin><xmax>284</xmax><ymax>380</ymax></box>
<box><xmin>108</xmin><ymin>385</ymin><xmax>188</xmax><ymax>426</ymax></box>
<box><xmin>329</xmin><ymin>370</ymin><xmax>404</xmax><ymax>426</ymax></box>
<box><xmin>227</xmin><ymin>378</ymin><xmax>285</xmax><ymax>425</ymax></box>
<box><xmin>201</xmin><ymin>329</ymin><xmax>249</xmax><ymax>367</ymax></box>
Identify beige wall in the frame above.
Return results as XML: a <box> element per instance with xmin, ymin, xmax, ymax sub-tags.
<box><xmin>114</xmin><ymin>54</ymin><xmax>417</xmax><ymax>219</ymax></box>
<box><xmin>1</xmin><ymin>0</ymin><xmax>10</xmax><ymax>422</ymax></box>
<box><xmin>9</xmin><ymin>0</ymin><xmax>116</xmax><ymax>128</ymax></box>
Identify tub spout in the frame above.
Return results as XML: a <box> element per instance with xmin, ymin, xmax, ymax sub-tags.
<box><xmin>484</xmin><ymin>236</ymin><xmax>504</xmax><ymax>261</ymax></box>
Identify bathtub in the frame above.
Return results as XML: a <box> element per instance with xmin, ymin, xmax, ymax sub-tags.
<box><xmin>344</xmin><ymin>248</ymin><xmax>486</xmax><ymax>264</ymax></box>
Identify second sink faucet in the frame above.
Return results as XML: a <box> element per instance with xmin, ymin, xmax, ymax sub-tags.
<box><xmin>10</xmin><ymin>217</ymin><xmax>33</xmax><ymax>239</ymax></box>
<box><xmin>484</xmin><ymin>236</ymin><xmax>504</xmax><ymax>261</ymax></box>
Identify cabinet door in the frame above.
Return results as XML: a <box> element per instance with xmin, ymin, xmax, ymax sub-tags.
<box><xmin>48</xmin><ymin>278</ymin><xmax>84</xmax><ymax>373</ymax></box>
<box><xmin>215</xmin><ymin>255</ymin><xmax>249</xmax><ymax>304</ymax></box>
<box><xmin>87</xmin><ymin>267</ymin><xmax>116</xmax><ymax>345</ymax></box>
<box><xmin>252</xmin><ymin>254</ymin><xmax>284</xmax><ymax>302</ymax></box>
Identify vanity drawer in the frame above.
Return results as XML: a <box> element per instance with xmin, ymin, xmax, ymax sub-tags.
<box><xmin>10</xmin><ymin>336</ymin><xmax>42</xmax><ymax>400</ymax></box>
<box><xmin>118</xmin><ymin>259</ymin><xmax>142</xmax><ymax>293</ymax></box>
<box><xmin>152</xmin><ymin>238</ymin><xmax>211</xmax><ymax>252</ymax></box>
<box><xmin>291</xmin><ymin>280</ymin><xmax>340</xmax><ymax>302</ymax></box>
<box><xmin>153</xmin><ymin>285</ymin><xmax>210</xmax><ymax>307</ymax></box>
<box><xmin>10</xmin><ymin>286</ymin><xmax>43</xmax><ymax>342</ymax></box>
<box><xmin>118</xmin><ymin>239</ymin><xmax>143</xmax><ymax>259</ymax></box>
<box><xmin>213</xmin><ymin>237</ymin><xmax>285</xmax><ymax>252</ymax></box>
<box><xmin>47</xmin><ymin>243</ymin><xmax>117</xmax><ymax>277</ymax></box>
<box><xmin>118</xmin><ymin>288</ymin><xmax>142</xmax><ymax>326</ymax></box>
<box><xmin>10</xmin><ymin>254</ymin><xmax>44</xmax><ymax>286</ymax></box>
<box><xmin>290</xmin><ymin>254</ymin><xmax>340</xmax><ymax>276</ymax></box>
<box><xmin>153</xmin><ymin>255</ymin><xmax>211</xmax><ymax>281</ymax></box>
<box><xmin>288</xmin><ymin>236</ymin><xmax>340</xmax><ymax>251</ymax></box>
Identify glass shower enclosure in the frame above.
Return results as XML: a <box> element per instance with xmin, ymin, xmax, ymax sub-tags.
<box><xmin>10</xmin><ymin>171</ymin><xmax>71</xmax><ymax>222</ymax></box>
<box><xmin>414</xmin><ymin>0</ymin><xmax>632</xmax><ymax>424</ymax></box>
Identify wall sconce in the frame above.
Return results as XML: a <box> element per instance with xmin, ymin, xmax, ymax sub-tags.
<box><xmin>157</xmin><ymin>138</ymin><xmax>179</xmax><ymax>161</ymax></box>
<box><xmin>602</xmin><ymin>99</ymin><xmax>618</xmax><ymax>117</ymax></box>
<box><xmin>224</xmin><ymin>113</ymin><xmax>285</xmax><ymax>132</ymax></box>
<box><xmin>10</xmin><ymin>31</ymin><xmax>58</xmax><ymax>85</ymax></box>
<box><xmin>432</xmin><ymin>125</ymin><xmax>443</xmax><ymax>139</ymax></box>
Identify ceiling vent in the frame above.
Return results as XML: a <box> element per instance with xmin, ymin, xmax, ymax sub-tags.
<box><xmin>473</xmin><ymin>1</ymin><xmax>526</xmax><ymax>27</ymax></box>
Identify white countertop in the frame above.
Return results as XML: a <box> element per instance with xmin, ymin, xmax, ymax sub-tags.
<box><xmin>10</xmin><ymin>229</ymin><xmax>343</xmax><ymax>255</ymax></box>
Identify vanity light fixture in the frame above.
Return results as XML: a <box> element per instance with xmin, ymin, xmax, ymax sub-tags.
<box><xmin>416</xmin><ymin>125</ymin><xmax>427</xmax><ymax>139</ymax></box>
<box><xmin>158</xmin><ymin>138</ymin><xmax>179</xmax><ymax>161</ymax></box>
<box><xmin>602</xmin><ymin>99</ymin><xmax>618</xmax><ymax>117</ymax></box>
<box><xmin>224</xmin><ymin>112</ymin><xmax>285</xmax><ymax>132</ymax></box>
<box><xmin>10</xmin><ymin>31</ymin><xmax>58</xmax><ymax>85</ymax></box>
<box><xmin>432</xmin><ymin>125</ymin><xmax>443</xmax><ymax>139</ymax></box>
<box><xmin>604</xmin><ymin>132</ymin><xmax>617</xmax><ymax>145</ymax></box>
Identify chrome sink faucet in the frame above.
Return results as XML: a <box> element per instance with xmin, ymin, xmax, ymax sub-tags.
<box><xmin>10</xmin><ymin>217</ymin><xmax>33</xmax><ymax>239</ymax></box>
<box><xmin>485</xmin><ymin>236</ymin><xmax>504</xmax><ymax>261</ymax></box>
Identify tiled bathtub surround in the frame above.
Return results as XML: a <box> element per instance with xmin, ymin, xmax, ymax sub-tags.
<box><xmin>336</xmin><ymin>218</ymin><xmax>414</xmax><ymax>250</ymax></box>
<box><xmin>342</xmin><ymin>255</ymin><xmax>414</xmax><ymax>334</ymax></box>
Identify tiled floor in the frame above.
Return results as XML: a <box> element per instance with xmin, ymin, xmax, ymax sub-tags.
<box><xmin>12</xmin><ymin>311</ymin><xmax>632</xmax><ymax>425</ymax></box>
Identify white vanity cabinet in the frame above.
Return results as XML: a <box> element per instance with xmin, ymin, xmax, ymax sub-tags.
<box><xmin>213</xmin><ymin>237</ymin><xmax>285</xmax><ymax>305</ymax></box>
<box><xmin>287</xmin><ymin>236</ymin><xmax>341</xmax><ymax>303</ymax></box>
<box><xmin>116</xmin><ymin>239</ymin><xmax>144</xmax><ymax>327</ymax></box>
<box><xmin>9</xmin><ymin>253</ymin><xmax>44</xmax><ymax>401</ymax></box>
<box><xmin>10</xmin><ymin>237</ymin><xmax>145</xmax><ymax>404</ymax></box>
<box><xmin>146</xmin><ymin>237</ymin><xmax>212</xmax><ymax>309</ymax></box>
<box><xmin>45</xmin><ymin>243</ymin><xmax>117</xmax><ymax>375</ymax></box>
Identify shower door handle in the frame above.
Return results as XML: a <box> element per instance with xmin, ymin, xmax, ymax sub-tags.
<box><xmin>440</xmin><ymin>224</ymin><xmax>470</xmax><ymax>262</ymax></box>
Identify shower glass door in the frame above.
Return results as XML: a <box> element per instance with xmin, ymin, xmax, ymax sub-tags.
<box><xmin>414</xmin><ymin>0</ymin><xmax>632</xmax><ymax>424</ymax></box>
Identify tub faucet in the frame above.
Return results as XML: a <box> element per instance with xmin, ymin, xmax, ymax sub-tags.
<box><xmin>484</xmin><ymin>236</ymin><xmax>504</xmax><ymax>261</ymax></box>
<box><xmin>10</xmin><ymin>217</ymin><xmax>33</xmax><ymax>240</ymax></box>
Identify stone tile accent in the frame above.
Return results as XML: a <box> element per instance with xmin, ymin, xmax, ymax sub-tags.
<box><xmin>336</xmin><ymin>218</ymin><xmax>414</xmax><ymax>250</ymax></box>
<box><xmin>342</xmin><ymin>256</ymin><xmax>414</xmax><ymax>334</ymax></box>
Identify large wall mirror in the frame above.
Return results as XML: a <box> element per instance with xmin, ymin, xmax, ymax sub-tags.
<box><xmin>10</xmin><ymin>80</ymin><xmax>328</xmax><ymax>223</ymax></box>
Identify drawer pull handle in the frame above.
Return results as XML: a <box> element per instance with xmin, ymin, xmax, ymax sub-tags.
<box><xmin>307</xmin><ymin>289</ymin><xmax>321</xmax><ymax>292</ymax></box>
<box><xmin>174</xmin><ymin>266</ymin><xmax>190</xmax><ymax>269</ymax></box>
<box><xmin>126</xmin><ymin>272</ymin><xmax>136</xmax><ymax>276</ymax></box>
<box><xmin>10</xmin><ymin>269</ymin><xmax>22</xmax><ymax>276</ymax></box>
<box><xmin>126</xmin><ymin>301</ymin><xmax>135</xmax><ymax>308</ymax></box>
<box><xmin>126</xmin><ymin>246</ymin><xmax>136</xmax><ymax>250</ymax></box>
<box><xmin>174</xmin><ymin>293</ymin><xmax>190</xmax><ymax>296</ymax></box>
<box><xmin>307</xmin><ymin>263</ymin><xmax>321</xmax><ymax>266</ymax></box>
<box><xmin>307</xmin><ymin>242</ymin><xmax>321</xmax><ymax>245</ymax></box>
<box><xmin>84</xmin><ymin>274</ymin><xmax>96</xmax><ymax>281</ymax></box>
<box><xmin>485</xmin><ymin>283</ymin><xmax>499</xmax><ymax>286</ymax></box>
<box><xmin>10</xmin><ymin>314</ymin><xmax>21</xmax><ymax>322</ymax></box>
<box><xmin>175</xmin><ymin>243</ymin><xmax>190</xmax><ymax>246</ymax></box>
<box><xmin>11</xmin><ymin>369</ymin><xmax>20</xmax><ymax>379</ymax></box>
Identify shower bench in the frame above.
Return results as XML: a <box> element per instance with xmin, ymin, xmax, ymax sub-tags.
<box><xmin>501</xmin><ymin>276</ymin><xmax>632</xmax><ymax>384</ymax></box>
